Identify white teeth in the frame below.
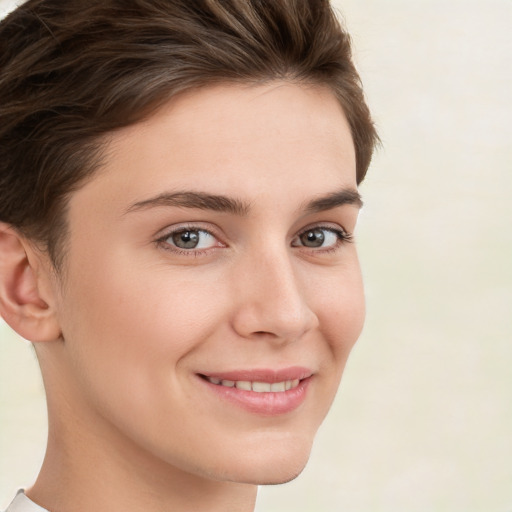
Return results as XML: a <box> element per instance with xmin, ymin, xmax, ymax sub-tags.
<box><xmin>252</xmin><ymin>382</ymin><xmax>272</xmax><ymax>393</ymax></box>
<box><xmin>235</xmin><ymin>381</ymin><xmax>252</xmax><ymax>391</ymax></box>
<box><xmin>270</xmin><ymin>382</ymin><xmax>286</xmax><ymax>392</ymax></box>
<box><xmin>206</xmin><ymin>376</ymin><xmax>301</xmax><ymax>392</ymax></box>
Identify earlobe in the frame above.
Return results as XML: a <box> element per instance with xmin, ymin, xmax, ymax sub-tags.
<box><xmin>0</xmin><ymin>223</ymin><xmax>61</xmax><ymax>342</ymax></box>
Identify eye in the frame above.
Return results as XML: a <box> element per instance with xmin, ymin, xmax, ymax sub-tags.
<box><xmin>161</xmin><ymin>228</ymin><xmax>219</xmax><ymax>251</ymax></box>
<box><xmin>292</xmin><ymin>226</ymin><xmax>351</xmax><ymax>249</ymax></box>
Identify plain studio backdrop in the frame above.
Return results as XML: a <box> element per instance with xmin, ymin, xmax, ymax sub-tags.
<box><xmin>1</xmin><ymin>1</ymin><xmax>511</xmax><ymax>510</ymax></box>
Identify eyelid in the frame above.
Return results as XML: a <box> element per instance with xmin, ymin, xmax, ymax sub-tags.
<box><xmin>155</xmin><ymin>221</ymin><xmax>223</xmax><ymax>240</ymax></box>
<box><xmin>155</xmin><ymin>222</ymin><xmax>226</xmax><ymax>255</ymax></box>
<box><xmin>296</xmin><ymin>221</ymin><xmax>352</xmax><ymax>238</ymax></box>
<box><xmin>292</xmin><ymin>223</ymin><xmax>353</xmax><ymax>250</ymax></box>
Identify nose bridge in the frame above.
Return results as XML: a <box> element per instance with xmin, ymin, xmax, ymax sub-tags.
<box><xmin>231</xmin><ymin>242</ymin><xmax>318</xmax><ymax>341</ymax></box>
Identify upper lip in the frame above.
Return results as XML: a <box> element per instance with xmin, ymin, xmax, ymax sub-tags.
<box><xmin>198</xmin><ymin>366</ymin><xmax>313</xmax><ymax>383</ymax></box>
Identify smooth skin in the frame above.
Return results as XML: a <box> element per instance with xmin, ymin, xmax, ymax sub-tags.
<box><xmin>0</xmin><ymin>82</ymin><xmax>364</xmax><ymax>512</ymax></box>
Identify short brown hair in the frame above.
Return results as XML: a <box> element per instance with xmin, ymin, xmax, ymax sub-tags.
<box><xmin>0</xmin><ymin>0</ymin><xmax>377</xmax><ymax>268</ymax></box>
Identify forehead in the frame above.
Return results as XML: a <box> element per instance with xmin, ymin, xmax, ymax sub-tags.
<box><xmin>71</xmin><ymin>82</ymin><xmax>357</xmax><ymax>217</ymax></box>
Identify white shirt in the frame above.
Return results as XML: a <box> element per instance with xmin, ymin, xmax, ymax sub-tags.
<box><xmin>4</xmin><ymin>491</ymin><xmax>48</xmax><ymax>512</ymax></box>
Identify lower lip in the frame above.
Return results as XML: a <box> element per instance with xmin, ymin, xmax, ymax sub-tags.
<box><xmin>199</xmin><ymin>376</ymin><xmax>312</xmax><ymax>416</ymax></box>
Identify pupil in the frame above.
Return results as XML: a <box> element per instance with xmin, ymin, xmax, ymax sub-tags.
<box><xmin>173</xmin><ymin>230</ymin><xmax>199</xmax><ymax>249</ymax></box>
<box><xmin>301</xmin><ymin>229</ymin><xmax>324</xmax><ymax>247</ymax></box>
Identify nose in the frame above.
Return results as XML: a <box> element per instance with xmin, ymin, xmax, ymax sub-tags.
<box><xmin>230</xmin><ymin>248</ymin><xmax>319</xmax><ymax>342</ymax></box>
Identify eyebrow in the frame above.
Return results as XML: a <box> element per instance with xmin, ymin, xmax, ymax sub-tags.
<box><xmin>303</xmin><ymin>188</ymin><xmax>363</xmax><ymax>213</ymax></box>
<box><xmin>124</xmin><ymin>188</ymin><xmax>362</xmax><ymax>216</ymax></box>
<box><xmin>125</xmin><ymin>191</ymin><xmax>250</xmax><ymax>216</ymax></box>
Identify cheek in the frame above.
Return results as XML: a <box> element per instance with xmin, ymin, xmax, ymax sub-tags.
<box><xmin>66</xmin><ymin>267</ymin><xmax>220</xmax><ymax>359</ymax></box>
<box><xmin>56</xmin><ymin>251</ymin><xmax>224</xmax><ymax>403</ymax></box>
<box><xmin>314</xmin><ymin>260</ymin><xmax>365</xmax><ymax>363</ymax></box>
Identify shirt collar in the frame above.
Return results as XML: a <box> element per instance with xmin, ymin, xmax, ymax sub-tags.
<box><xmin>5</xmin><ymin>491</ymin><xmax>49</xmax><ymax>512</ymax></box>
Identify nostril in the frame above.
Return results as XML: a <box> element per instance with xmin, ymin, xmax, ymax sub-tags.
<box><xmin>251</xmin><ymin>330</ymin><xmax>279</xmax><ymax>339</ymax></box>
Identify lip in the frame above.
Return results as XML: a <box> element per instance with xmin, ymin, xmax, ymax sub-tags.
<box><xmin>201</xmin><ymin>366</ymin><xmax>313</xmax><ymax>383</ymax></box>
<box><xmin>197</xmin><ymin>366</ymin><xmax>313</xmax><ymax>416</ymax></box>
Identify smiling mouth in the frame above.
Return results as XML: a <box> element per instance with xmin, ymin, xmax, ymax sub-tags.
<box><xmin>201</xmin><ymin>375</ymin><xmax>301</xmax><ymax>393</ymax></box>
<box><xmin>198</xmin><ymin>370</ymin><xmax>312</xmax><ymax>415</ymax></box>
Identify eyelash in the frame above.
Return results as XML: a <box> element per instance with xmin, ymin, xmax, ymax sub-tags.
<box><xmin>296</xmin><ymin>225</ymin><xmax>354</xmax><ymax>254</ymax></box>
<box><xmin>155</xmin><ymin>224</ymin><xmax>353</xmax><ymax>257</ymax></box>
<box><xmin>155</xmin><ymin>224</ymin><xmax>222</xmax><ymax>257</ymax></box>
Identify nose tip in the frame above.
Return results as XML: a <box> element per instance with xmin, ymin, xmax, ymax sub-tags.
<box><xmin>232</xmin><ymin>294</ymin><xmax>319</xmax><ymax>342</ymax></box>
<box><xmin>230</xmin><ymin>257</ymin><xmax>319</xmax><ymax>342</ymax></box>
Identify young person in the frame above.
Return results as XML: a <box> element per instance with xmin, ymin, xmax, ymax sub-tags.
<box><xmin>0</xmin><ymin>1</ymin><xmax>378</xmax><ymax>511</ymax></box>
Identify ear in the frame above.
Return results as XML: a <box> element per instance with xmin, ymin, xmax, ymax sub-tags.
<box><xmin>0</xmin><ymin>223</ymin><xmax>61</xmax><ymax>342</ymax></box>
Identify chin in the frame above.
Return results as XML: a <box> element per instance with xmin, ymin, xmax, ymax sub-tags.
<box><xmin>222</xmin><ymin>458</ymin><xmax>309</xmax><ymax>486</ymax></box>
<box><xmin>255</xmin><ymin>464</ymin><xmax>308</xmax><ymax>486</ymax></box>
<box><xmin>214</xmin><ymin>434</ymin><xmax>314</xmax><ymax>486</ymax></box>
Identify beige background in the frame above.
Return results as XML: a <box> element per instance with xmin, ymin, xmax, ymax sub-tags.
<box><xmin>1</xmin><ymin>0</ymin><xmax>511</xmax><ymax>510</ymax></box>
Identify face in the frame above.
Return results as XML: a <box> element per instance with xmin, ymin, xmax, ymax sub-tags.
<box><xmin>48</xmin><ymin>82</ymin><xmax>364</xmax><ymax>485</ymax></box>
